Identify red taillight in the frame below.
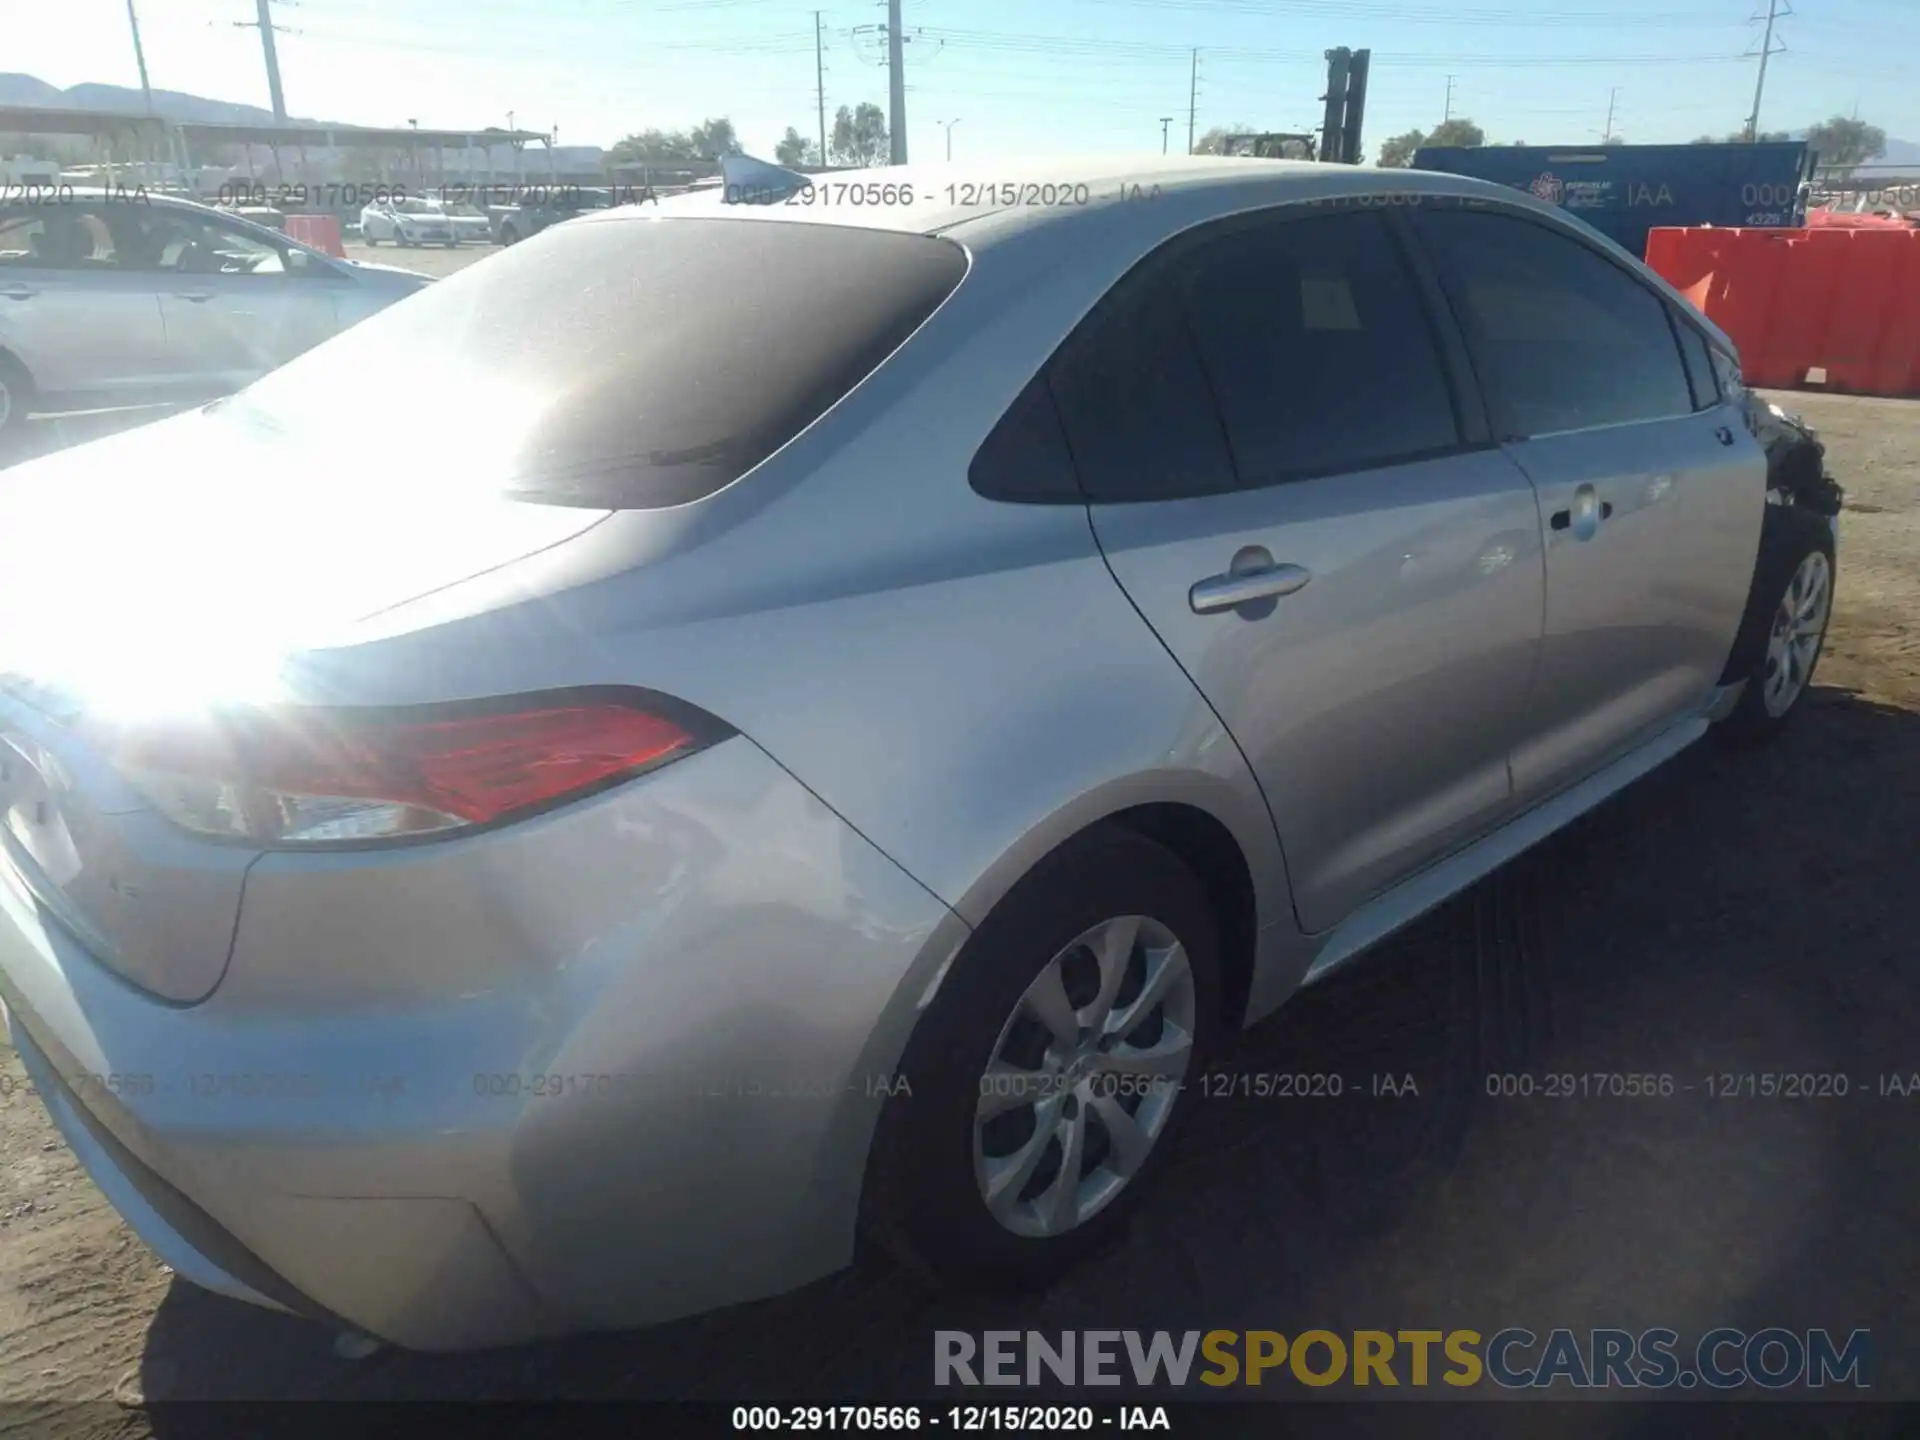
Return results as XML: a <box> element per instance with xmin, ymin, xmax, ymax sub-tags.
<box><xmin>103</xmin><ymin>694</ymin><xmax>722</xmax><ymax>845</ymax></box>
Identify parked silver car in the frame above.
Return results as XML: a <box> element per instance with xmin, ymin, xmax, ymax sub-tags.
<box><xmin>0</xmin><ymin>157</ymin><xmax>1835</xmax><ymax>1351</ymax></box>
<box><xmin>0</xmin><ymin>190</ymin><xmax>428</xmax><ymax>438</ymax></box>
<box><xmin>358</xmin><ymin>197</ymin><xmax>467</xmax><ymax>248</ymax></box>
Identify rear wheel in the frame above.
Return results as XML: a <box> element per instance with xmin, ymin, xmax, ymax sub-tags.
<box><xmin>1716</xmin><ymin>506</ymin><xmax>1836</xmax><ymax>744</ymax></box>
<box><xmin>863</xmin><ymin>827</ymin><xmax>1222</xmax><ymax>1286</ymax></box>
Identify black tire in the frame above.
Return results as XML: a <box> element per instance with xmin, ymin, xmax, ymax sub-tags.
<box><xmin>862</xmin><ymin>826</ymin><xmax>1224</xmax><ymax>1287</ymax></box>
<box><xmin>0</xmin><ymin>349</ymin><xmax>34</xmax><ymax>441</ymax></box>
<box><xmin>1715</xmin><ymin>505</ymin><xmax>1836</xmax><ymax>745</ymax></box>
<box><xmin>363</xmin><ymin>233</ymin><xmax>379</xmax><ymax>246</ymax></box>
<box><xmin>500</xmin><ymin>225</ymin><xmax>520</xmax><ymax>246</ymax></box>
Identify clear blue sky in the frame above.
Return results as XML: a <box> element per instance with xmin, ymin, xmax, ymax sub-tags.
<box><xmin>13</xmin><ymin>0</ymin><xmax>1920</xmax><ymax>162</ymax></box>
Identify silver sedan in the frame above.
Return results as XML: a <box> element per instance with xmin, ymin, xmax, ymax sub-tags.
<box><xmin>0</xmin><ymin>189</ymin><xmax>427</xmax><ymax>439</ymax></box>
<box><xmin>0</xmin><ymin>156</ymin><xmax>1833</xmax><ymax>1351</ymax></box>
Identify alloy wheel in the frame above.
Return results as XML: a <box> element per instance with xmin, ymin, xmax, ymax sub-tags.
<box><xmin>973</xmin><ymin>915</ymin><xmax>1197</xmax><ymax>1238</ymax></box>
<box><xmin>1762</xmin><ymin>549</ymin><xmax>1831</xmax><ymax>717</ymax></box>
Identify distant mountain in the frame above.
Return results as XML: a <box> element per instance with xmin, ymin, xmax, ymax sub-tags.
<box><xmin>0</xmin><ymin>74</ymin><xmax>620</xmax><ymax>176</ymax></box>
<box><xmin>0</xmin><ymin>73</ymin><xmax>325</xmax><ymax>127</ymax></box>
<box><xmin>1784</xmin><ymin>127</ymin><xmax>1920</xmax><ymax>175</ymax></box>
<box><xmin>0</xmin><ymin>74</ymin><xmax>66</xmax><ymax>109</ymax></box>
<box><xmin>1873</xmin><ymin>136</ymin><xmax>1920</xmax><ymax>173</ymax></box>
<box><xmin>0</xmin><ymin>76</ymin><xmax>598</xmax><ymax>157</ymax></box>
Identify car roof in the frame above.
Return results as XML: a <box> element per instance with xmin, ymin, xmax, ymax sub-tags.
<box><xmin>570</xmin><ymin>153</ymin><xmax>1736</xmax><ymax>354</ymax></box>
<box><xmin>579</xmin><ymin>154</ymin><xmax>1537</xmax><ymax>243</ymax></box>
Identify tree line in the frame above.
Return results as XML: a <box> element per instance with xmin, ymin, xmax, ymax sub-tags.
<box><xmin>605</xmin><ymin>105</ymin><xmax>891</xmax><ymax>172</ymax></box>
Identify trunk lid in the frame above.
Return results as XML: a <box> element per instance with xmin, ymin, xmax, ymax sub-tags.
<box><xmin>0</xmin><ymin>406</ymin><xmax>611</xmax><ymax>1002</ymax></box>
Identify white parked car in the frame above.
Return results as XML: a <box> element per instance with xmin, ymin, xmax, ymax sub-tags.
<box><xmin>0</xmin><ymin>189</ymin><xmax>430</xmax><ymax>436</ymax></box>
<box><xmin>435</xmin><ymin>200</ymin><xmax>493</xmax><ymax>244</ymax></box>
<box><xmin>359</xmin><ymin>197</ymin><xmax>458</xmax><ymax>248</ymax></box>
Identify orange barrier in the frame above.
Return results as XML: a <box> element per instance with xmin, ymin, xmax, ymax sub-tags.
<box><xmin>1644</xmin><ymin>225</ymin><xmax>1920</xmax><ymax>398</ymax></box>
<box><xmin>1805</xmin><ymin>208</ymin><xmax>1919</xmax><ymax>229</ymax></box>
<box><xmin>283</xmin><ymin>213</ymin><xmax>346</xmax><ymax>258</ymax></box>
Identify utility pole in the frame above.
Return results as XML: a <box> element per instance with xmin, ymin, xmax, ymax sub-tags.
<box><xmin>939</xmin><ymin>118</ymin><xmax>960</xmax><ymax>161</ymax></box>
<box><xmin>1160</xmin><ymin>116</ymin><xmax>1172</xmax><ymax>154</ymax></box>
<box><xmin>815</xmin><ymin>12</ymin><xmax>828</xmax><ymax>168</ymax></box>
<box><xmin>886</xmin><ymin>0</ymin><xmax>907</xmax><ymax>164</ymax></box>
<box><xmin>251</xmin><ymin>0</ymin><xmax>288</xmax><ymax>122</ymax></box>
<box><xmin>1187</xmin><ymin>48</ymin><xmax>1198</xmax><ymax>154</ymax></box>
<box><xmin>1745</xmin><ymin>0</ymin><xmax>1788</xmax><ymax>142</ymax></box>
<box><xmin>126</xmin><ymin>0</ymin><xmax>156</xmax><ymax>115</ymax></box>
<box><xmin>126</xmin><ymin>0</ymin><xmax>166</xmax><ymax>184</ymax></box>
<box><xmin>1443</xmin><ymin>74</ymin><xmax>1455</xmax><ymax>123</ymax></box>
<box><xmin>1603</xmin><ymin>86</ymin><xmax>1619</xmax><ymax>142</ymax></box>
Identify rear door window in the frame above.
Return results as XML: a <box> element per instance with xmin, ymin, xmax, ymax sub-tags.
<box><xmin>1415</xmin><ymin>206</ymin><xmax>1695</xmax><ymax>437</ymax></box>
<box><xmin>0</xmin><ymin>204</ymin><xmax>131</xmax><ymax>270</ymax></box>
<box><xmin>1172</xmin><ymin>209</ymin><xmax>1463</xmax><ymax>487</ymax></box>
<box><xmin>226</xmin><ymin>216</ymin><xmax>968</xmax><ymax>507</ymax></box>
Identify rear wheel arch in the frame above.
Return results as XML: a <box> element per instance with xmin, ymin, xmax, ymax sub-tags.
<box><xmin>937</xmin><ymin>769</ymin><xmax>1284</xmax><ymax>1027</ymax></box>
<box><xmin>1102</xmin><ymin>803</ymin><xmax>1258</xmax><ymax>1032</ymax></box>
<box><xmin>0</xmin><ymin>347</ymin><xmax>35</xmax><ymax>434</ymax></box>
<box><xmin>907</xmin><ymin>796</ymin><xmax>1262</xmax><ymax>1041</ymax></box>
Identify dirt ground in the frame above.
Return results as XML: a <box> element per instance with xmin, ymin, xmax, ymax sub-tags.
<box><xmin>339</xmin><ymin>237</ymin><xmax>495</xmax><ymax>280</ymax></box>
<box><xmin>2</xmin><ymin>390</ymin><xmax>1918</xmax><ymax>1428</ymax></box>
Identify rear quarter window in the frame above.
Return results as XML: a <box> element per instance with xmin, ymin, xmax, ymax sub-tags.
<box><xmin>1670</xmin><ymin>309</ymin><xmax>1723</xmax><ymax>411</ymax></box>
<box><xmin>229</xmin><ymin>216</ymin><xmax>968</xmax><ymax>507</ymax></box>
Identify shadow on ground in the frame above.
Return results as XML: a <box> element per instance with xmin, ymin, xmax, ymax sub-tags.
<box><xmin>134</xmin><ymin>687</ymin><xmax>1920</xmax><ymax>1414</ymax></box>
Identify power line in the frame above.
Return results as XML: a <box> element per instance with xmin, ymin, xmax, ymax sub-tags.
<box><xmin>296</xmin><ymin>24</ymin><xmax>815</xmax><ymax>56</ymax></box>
<box><xmin>1058</xmin><ymin>0</ymin><xmax>1750</xmax><ymax>25</ymax></box>
<box><xmin>913</xmin><ymin>27</ymin><xmax>1753</xmax><ymax>67</ymax></box>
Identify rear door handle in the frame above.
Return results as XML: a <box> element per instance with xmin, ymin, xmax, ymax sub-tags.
<box><xmin>173</xmin><ymin>291</ymin><xmax>214</xmax><ymax>303</ymax></box>
<box><xmin>1550</xmin><ymin>502</ymin><xmax>1614</xmax><ymax>528</ymax></box>
<box><xmin>1715</xmin><ymin>424</ymin><xmax>1736</xmax><ymax>446</ymax></box>
<box><xmin>1189</xmin><ymin>563</ymin><xmax>1312</xmax><ymax>614</ymax></box>
<box><xmin>0</xmin><ymin>286</ymin><xmax>34</xmax><ymax>300</ymax></box>
<box><xmin>1549</xmin><ymin>483</ymin><xmax>1612</xmax><ymax>536</ymax></box>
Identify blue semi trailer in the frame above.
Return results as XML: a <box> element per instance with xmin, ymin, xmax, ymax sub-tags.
<box><xmin>1409</xmin><ymin>141</ymin><xmax>1817</xmax><ymax>258</ymax></box>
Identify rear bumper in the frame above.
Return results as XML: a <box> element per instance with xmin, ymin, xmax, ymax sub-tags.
<box><xmin>0</xmin><ymin>736</ymin><xmax>964</xmax><ymax>1349</ymax></box>
<box><xmin>11</xmin><ymin>1019</ymin><xmax>309</xmax><ymax>1320</ymax></box>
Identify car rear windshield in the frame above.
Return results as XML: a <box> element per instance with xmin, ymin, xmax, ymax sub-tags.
<box><xmin>226</xmin><ymin>215</ymin><xmax>968</xmax><ymax>507</ymax></box>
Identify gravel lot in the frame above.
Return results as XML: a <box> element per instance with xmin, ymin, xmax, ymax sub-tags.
<box><xmin>2</xmin><ymin>390</ymin><xmax>1918</xmax><ymax>1427</ymax></box>
<box><xmin>340</xmin><ymin>237</ymin><xmax>496</xmax><ymax>279</ymax></box>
